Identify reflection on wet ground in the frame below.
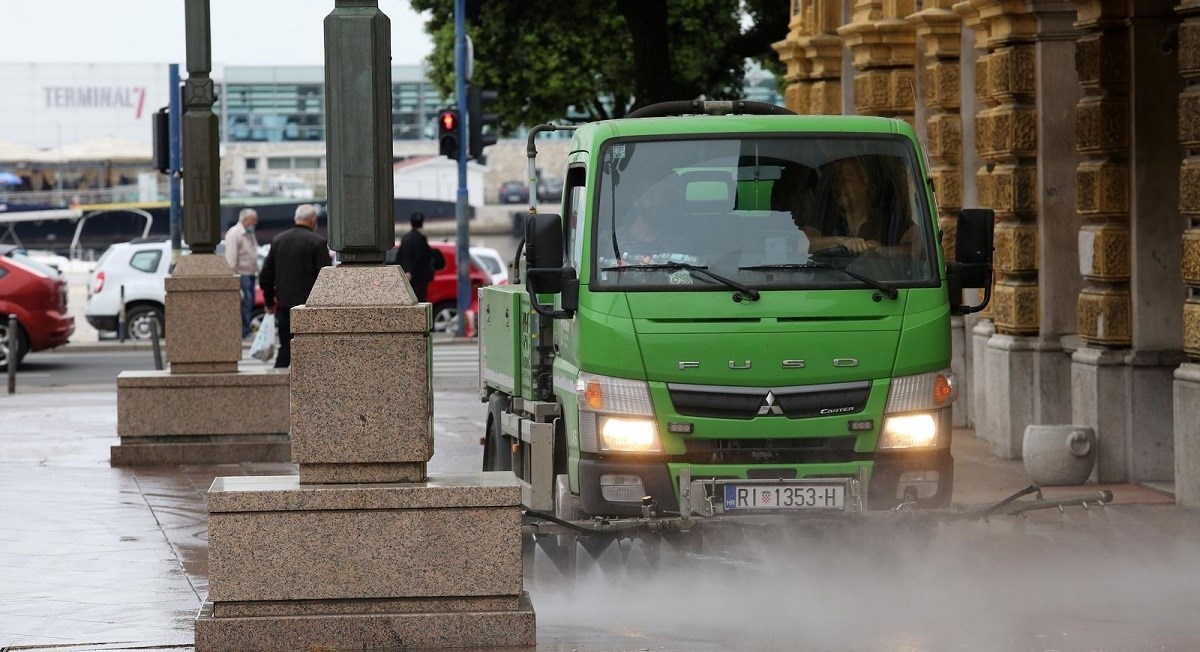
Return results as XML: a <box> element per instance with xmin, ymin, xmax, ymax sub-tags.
<box><xmin>4</xmin><ymin>386</ymin><xmax>1200</xmax><ymax>651</ymax></box>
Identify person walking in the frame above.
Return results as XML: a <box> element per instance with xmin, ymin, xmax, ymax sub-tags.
<box><xmin>397</xmin><ymin>212</ymin><xmax>434</xmax><ymax>302</ymax></box>
<box><xmin>223</xmin><ymin>208</ymin><xmax>259</xmax><ymax>338</ymax></box>
<box><xmin>259</xmin><ymin>204</ymin><xmax>330</xmax><ymax>368</ymax></box>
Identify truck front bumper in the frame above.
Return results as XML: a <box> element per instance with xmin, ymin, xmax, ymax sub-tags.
<box><xmin>577</xmin><ymin>449</ymin><xmax>952</xmax><ymax>517</ymax></box>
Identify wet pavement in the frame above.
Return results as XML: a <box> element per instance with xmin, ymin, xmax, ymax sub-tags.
<box><xmin>2</xmin><ymin>345</ymin><xmax>1199</xmax><ymax>651</ymax></box>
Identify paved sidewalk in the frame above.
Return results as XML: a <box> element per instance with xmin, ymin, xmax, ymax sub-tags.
<box><xmin>0</xmin><ymin>380</ymin><xmax>1181</xmax><ymax>650</ymax></box>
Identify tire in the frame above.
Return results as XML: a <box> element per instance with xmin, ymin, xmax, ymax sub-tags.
<box><xmin>431</xmin><ymin>301</ymin><xmax>458</xmax><ymax>333</ymax></box>
<box><xmin>0</xmin><ymin>320</ymin><xmax>28</xmax><ymax>368</ymax></box>
<box><xmin>125</xmin><ymin>305</ymin><xmax>164</xmax><ymax>341</ymax></box>
<box><xmin>482</xmin><ymin>393</ymin><xmax>512</xmax><ymax>472</ymax></box>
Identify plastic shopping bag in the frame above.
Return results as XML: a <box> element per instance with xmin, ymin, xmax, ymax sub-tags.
<box><xmin>250</xmin><ymin>312</ymin><xmax>277</xmax><ymax>362</ymax></box>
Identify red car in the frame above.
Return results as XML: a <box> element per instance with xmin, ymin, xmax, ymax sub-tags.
<box><xmin>423</xmin><ymin>242</ymin><xmax>489</xmax><ymax>333</ymax></box>
<box><xmin>427</xmin><ymin>241</ymin><xmax>490</xmax><ymax>333</ymax></box>
<box><xmin>0</xmin><ymin>246</ymin><xmax>75</xmax><ymax>366</ymax></box>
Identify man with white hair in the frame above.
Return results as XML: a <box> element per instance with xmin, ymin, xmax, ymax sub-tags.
<box><xmin>259</xmin><ymin>204</ymin><xmax>331</xmax><ymax>368</ymax></box>
<box><xmin>223</xmin><ymin>207</ymin><xmax>259</xmax><ymax>338</ymax></box>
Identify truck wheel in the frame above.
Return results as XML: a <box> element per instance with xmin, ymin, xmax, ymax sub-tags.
<box><xmin>483</xmin><ymin>393</ymin><xmax>511</xmax><ymax>472</ymax></box>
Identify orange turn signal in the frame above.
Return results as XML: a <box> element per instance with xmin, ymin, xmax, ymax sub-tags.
<box><xmin>933</xmin><ymin>374</ymin><xmax>953</xmax><ymax>405</ymax></box>
<box><xmin>585</xmin><ymin>379</ymin><xmax>604</xmax><ymax>411</ymax></box>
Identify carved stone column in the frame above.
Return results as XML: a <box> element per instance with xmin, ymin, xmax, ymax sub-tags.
<box><xmin>775</xmin><ymin>0</ymin><xmax>845</xmax><ymax>114</ymax></box>
<box><xmin>1176</xmin><ymin>0</ymin><xmax>1200</xmax><ymax>507</ymax></box>
<box><xmin>1074</xmin><ymin>2</ymin><xmax>1131</xmax><ymax>349</ymax></box>
<box><xmin>911</xmin><ymin>1</ymin><xmax>967</xmax><ymax>424</ymax></box>
<box><xmin>839</xmin><ymin>0</ymin><xmax>919</xmax><ymax>124</ymax></box>
<box><xmin>1073</xmin><ymin>0</ymin><xmax>1183</xmax><ymax>484</ymax></box>
<box><xmin>953</xmin><ymin>0</ymin><xmax>1043</xmax><ymax>459</ymax></box>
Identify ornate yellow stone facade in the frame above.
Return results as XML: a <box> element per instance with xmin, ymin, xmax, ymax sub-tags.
<box><xmin>1182</xmin><ymin>1</ymin><xmax>1200</xmax><ymax>357</ymax></box>
<box><xmin>840</xmin><ymin>1</ymin><xmax>919</xmax><ymax>123</ymax></box>
<box><xmin>1074</xmin><ymin>0</ymin><xmax>1131</xmax><ymax>347</ymax></box>
<box><xmin>773</xmin><ymin>1</ymin><xmax>845</xmax><ymax>115</ymax></box>
<box><xmin>910</xmin><ymin>0</ymin><xmax>964</xmax><ymax>259</ymax></box>
<box><xmin>956</xmin><ymin>0</ymin><xmax>1039</xmax><ymax>335</ymax></box>
<box><xmin>772</xmin><ymin>1</ymin><xmax>1194</xmax><ymax>354</ymax></box>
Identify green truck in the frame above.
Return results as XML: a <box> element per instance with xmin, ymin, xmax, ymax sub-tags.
<box><xmin>479</xmin><ymin>101</ymin><xmax>992</xmax><ymax>533</ymax></box>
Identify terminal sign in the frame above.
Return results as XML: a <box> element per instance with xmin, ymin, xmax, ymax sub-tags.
<box><xmin>43</xmin><ymin>86</ymin><xmax>148</xmax><ymax>118</ymax></box>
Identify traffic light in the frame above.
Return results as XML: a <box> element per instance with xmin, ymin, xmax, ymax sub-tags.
<box><xmin>467</xmin><ymin>85</ymin><xmax>498</xmax><ymax>162</ymax></box>
<box><xmin>437</xmin><ymin>108</ymin><xmax>460</xmax><ymax>160</ymax></box>
<box><xmin>152</xmin><ymin>107</ymin><xmax>171</xmax><ymax>174</ymax></box>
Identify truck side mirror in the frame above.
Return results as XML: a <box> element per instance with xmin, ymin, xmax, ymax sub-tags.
<box><xmin>948</xmin><ymin>208</ymin><xmax>994</xmax><ymax>315</ymax></box>
<box><xmin>523</xmin><ymin>213</ymin><xmax>577</xmax><ymax>319</ymax></box>
<box><xmin>525</xmin><ymin>213</ymin><xmax>564</xmax><ymax>293</ymax></box>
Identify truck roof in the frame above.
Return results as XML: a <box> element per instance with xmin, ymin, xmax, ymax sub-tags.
<box><xmin>570</xmin><ymin>114</ymin><xmax>913</xmax><ymax>153</ymax></box>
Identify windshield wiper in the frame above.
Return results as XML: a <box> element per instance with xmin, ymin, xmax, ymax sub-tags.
<box><xmin>602</xmin><ymin>262</ymin><xmax>761</xmax><ymax>301</ymax></box>
<box><xmin>738</xmin><ymin>262</ymin><xmax>899</xmax><ymax>300</ymax></box>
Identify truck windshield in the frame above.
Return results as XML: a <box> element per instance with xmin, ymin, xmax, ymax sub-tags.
<box><xmin>593</xmin><ymin>135</ymin><xmax>938</xmax><ymax>292</ymax></box>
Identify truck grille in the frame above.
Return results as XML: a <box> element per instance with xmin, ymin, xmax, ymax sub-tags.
<box><xmin>683</xmin><ymin>436</ymin><xmax>859</xmax><ymax>465</ymax></box>
<box><xmin>668</xmin><ymin>381</ymin><xmax>871</xmax><ymax>420</ymax></box>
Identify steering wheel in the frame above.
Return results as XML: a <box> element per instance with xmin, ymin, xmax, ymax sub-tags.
<box><xmin>810</xmin><ymin>245</ymin><xmax>853</xmax><ymax>258</ymax></box>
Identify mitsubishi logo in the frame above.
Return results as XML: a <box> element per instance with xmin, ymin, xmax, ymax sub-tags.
<box><xmin>757</xmin><ymin>391</ymin><xmax>784</xmax><ymax>416</ymax></box>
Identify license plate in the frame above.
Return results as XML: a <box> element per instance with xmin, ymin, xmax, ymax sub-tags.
<box><xmin>723</xmin><ymin>483</ymin><xmax>845</xmax><ymax>511</ymax></box>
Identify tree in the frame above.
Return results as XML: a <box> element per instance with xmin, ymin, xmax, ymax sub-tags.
<box><xmin>409</xmin><ymin>0</ymin><xmax>789</xmax><ymax>133</ymax></box>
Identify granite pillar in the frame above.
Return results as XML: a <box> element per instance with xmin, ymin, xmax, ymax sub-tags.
<box><xmin>111</xmin><ymin>245</ymin><xmax>290</xmax><ymax>465</ymax></box>
<box><xmin>196</xmin><ymin>267</ymin><xmax>535</xmax><ymax>650</ymax></box>
<box><xmin>111</xmin><ymin>1</ymin><xmax>291</xmax><ymax>467</ymax></box>
<box><xmin>196</xmin><ymin>1</ymin><xmax>533</xmax><ymax>647</ymax></box>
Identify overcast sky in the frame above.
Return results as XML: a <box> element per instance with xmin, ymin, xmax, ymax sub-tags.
<box><xmin>0</xmin><ymin>1</ymin><xmax>435</xmax><ymax>67</ymax></box>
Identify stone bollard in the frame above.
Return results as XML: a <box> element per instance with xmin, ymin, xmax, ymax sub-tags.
<box><xmin>1022</xmin><ymin>425</ymin><xmax>1097</xmax><ymax>486</ymax></box>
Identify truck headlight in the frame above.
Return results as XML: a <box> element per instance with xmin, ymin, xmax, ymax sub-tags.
<box><xmin>577</xmin><ymin>372</ymin><xmax>658</xmax><ymax>453</ymax></box>
<box><xmin>878</xmin><ymin>413</ymin><xmax>938</xmax><ymax>450</ymax></box>
<box><xmin>598</xmin><ymin>416</ymin><xmax>661</xmax><ymax>453</ymax></box>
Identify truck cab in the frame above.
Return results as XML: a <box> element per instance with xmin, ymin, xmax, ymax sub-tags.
<box><xmin>480</xmin><ymin>102</ymin><xmax>992</xmax><ymax>525</ymax></box>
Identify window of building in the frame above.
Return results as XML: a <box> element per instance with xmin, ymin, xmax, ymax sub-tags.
<box><xmin>294</xmin><ymin>157</ymin><xmax>321</xmax><ymax>169</ymax></box>
<box><xmin>245</xmin><ymin>158</ymin><xmax>258</xmax><ymax>171</ymax></box>
<box><xmin>268</xmin><ymin>157</ymin><xmax>292</xmax><ymax>170</ymax></box>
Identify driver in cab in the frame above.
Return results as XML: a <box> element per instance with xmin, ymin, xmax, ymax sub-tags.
<box><xmin>777</xmin><ymin>157</ymin><xmax>914</xmax><ymax>256</ymax></box>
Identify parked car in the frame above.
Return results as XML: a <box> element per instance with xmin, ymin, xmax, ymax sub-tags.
<box><xmin>0</xmin><ymin>245</ymin><xmax>74</xmax><ymax>366</ymax></box>
<box><xmin>470</xmin><ymin>246</ymin><xmax>509</xmax><ymax>286</ymax></box>
<box><xmin>537</xmin><ymin>176</ymin><xmax>564</xmax><ymax>203</ymax></box>
<box><xmin>427</xmin><ymin>241</ymin><xmax>490</xmax><ymax>333</ymax></box>
<box><xmin>86</xmin><ymin>237</ymin><xmax>266</xmax><ymax>340</ymax></box>
<box><xmin>498</xmin><ymin>181</ymin><xmax>529</xmax><ymax>205</ymax></box>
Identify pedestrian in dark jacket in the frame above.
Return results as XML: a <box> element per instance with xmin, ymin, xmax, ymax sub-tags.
<box><xmin>259</xmin><ymin>204</ymin><xmax>331</xmax><ymax>368</ymax></box>
<box><xmin>397</xmin><ymin>212</ymin><xmax>434</xmax><ymax>302</ymax></box>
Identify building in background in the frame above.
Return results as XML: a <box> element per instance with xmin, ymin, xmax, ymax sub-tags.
<box><xmin>772</xmin><ymin>0</ymin><xmax>1200</xmax><ymax>505</ymax></box>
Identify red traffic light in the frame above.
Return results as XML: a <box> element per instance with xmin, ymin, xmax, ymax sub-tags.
<box><xmin>440</xmin><ymin>111</ymin><xmax>457</xmax><ymax>131</ymax></box>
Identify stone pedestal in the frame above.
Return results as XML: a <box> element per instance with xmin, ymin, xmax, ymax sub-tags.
<box><xmin>950</xmin><ymin>315</ymin><xmax>970</xmax><ymax>427</ymax></box>
<box><xmin>113</xmin><ymin>254</ymin><xmax>291</xmax><ymax>466</ymax></box>
<box><xmin>1175</xmin><ymin>363</ymin><xmax>1200</xmax><ymax>508</ymax></box>
<box><xmin>164</xmin><ymin>254</ymin><xmax>242</xmax><ymax>374</ymax></box>
<box><xmin>195</xmin><ymin>475</ymin><xmax>534</xmax><ymax>650</ymax></box>
<box><xmin>1073</xmin><ymin>347</ymin><xmax>1181</xmax><ymax>483</ymax></box>
<box><xmin>196</xmin><ymin>265</ymin><xmax>535</xmax><ymax>650</ymax></box>
<box><xmin>980</xmin><ymin>334</ymin><xmax>1072</xmax><ymax>460</ymax></box>
<box><xmin>971</xmin><ymin>319</ymin><xmax>995</xmax><ymax>438</ymax></box>
<box><xmin>112</xmin><ymin>369</ymin><xmax>290</xmax><ymax>465</ymax></box>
